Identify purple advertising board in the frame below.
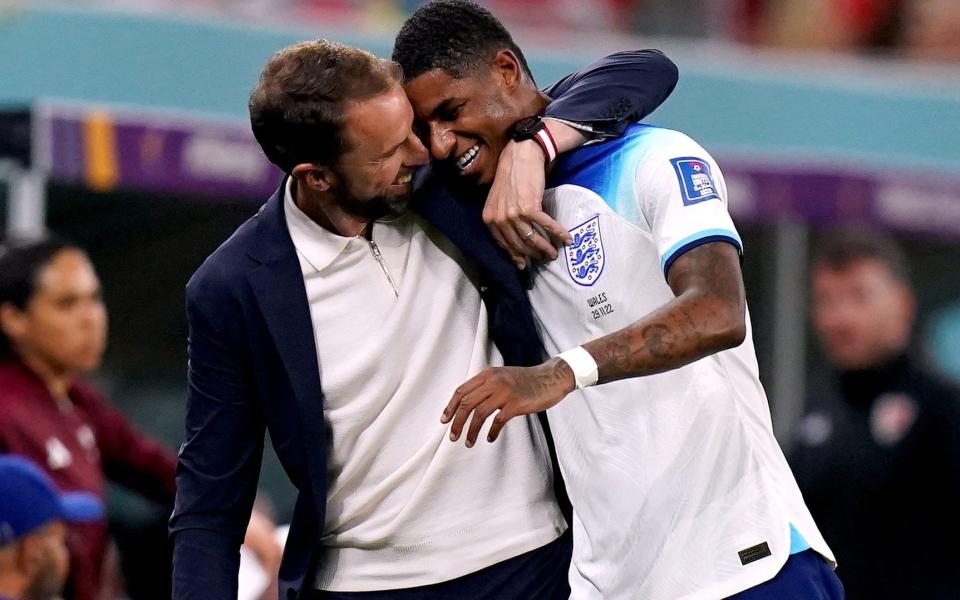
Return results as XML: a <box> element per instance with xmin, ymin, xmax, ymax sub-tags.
<box><xmin>41</xmin><ymin>105</ymin><xmax>283</xmax><ymax>199</ymax></box>
<box><xmin>36</xmin><ymin>103</ymin><xmax>960</xmax><ymax>237</ymax></box>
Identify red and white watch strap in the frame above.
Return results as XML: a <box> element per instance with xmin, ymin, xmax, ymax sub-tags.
<box><xmin>533</xmin><ymin>127</ymin><xmax>558</xmax><ymax>163</ymax></box>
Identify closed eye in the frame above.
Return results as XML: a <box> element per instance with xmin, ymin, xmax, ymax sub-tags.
<box><xmin>438</xmin><ymin>103</ymin><xmax>465</xmax><ymax>122</ymax></box>
<box><xmin>372</xmin><ymin>140</ymin><xmax>406</xmax><ymax>163</ymax></box>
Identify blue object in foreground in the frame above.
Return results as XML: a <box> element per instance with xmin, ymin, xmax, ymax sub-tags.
<box><xmin>0</xmin><ymin>454</ymin><xmax>104</xmax><ymax>545</ymax></box>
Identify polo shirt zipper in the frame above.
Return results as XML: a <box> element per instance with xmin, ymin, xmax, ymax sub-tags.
<box><xmin>367</xmin><ymin>239</ymin><xmax>399</xmax><ymax>298</ymax></box>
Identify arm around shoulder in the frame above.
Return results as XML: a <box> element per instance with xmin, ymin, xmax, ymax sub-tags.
<box><xmin>543</xmin><ymin>49</ymin><xmax>678</xmax><ymax>136</ymax></box>
<box><xmin>483</xmin><ymin>50</ymin><xmax>680</xmax><ymax>265</ymax></box>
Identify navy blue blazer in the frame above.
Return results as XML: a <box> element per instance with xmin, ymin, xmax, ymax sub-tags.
<box><xmin>170</xmin><ymin>50</ymin><xmax>677</xmax><ymax>600</ymax></box>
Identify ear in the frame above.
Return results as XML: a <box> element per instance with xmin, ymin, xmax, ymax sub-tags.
<box><xmin>490</xmin><ymin>49</ymin><xmax>524</xmax><ymax>91</ymax></box>
<box><xmin>291</xmin><ymin>163</ymin><xmax>334</xmax><ymax>193</ymax></box>
<box><xmin>0</xmin><ymin>302</ymin><xmax>27</xmax><ymax>343</ymax></box>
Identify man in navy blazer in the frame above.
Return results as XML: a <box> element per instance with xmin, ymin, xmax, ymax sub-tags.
<box><xmin>170</xmin><ymin>37</ymin><xmax>677</xmax><ymax>600</ymax></box>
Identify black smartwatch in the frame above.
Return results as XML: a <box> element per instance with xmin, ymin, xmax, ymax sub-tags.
<box><xmin>509</xmin><ymin>116</ymin><xmax>558</xmax><ymax>163</ymax></box>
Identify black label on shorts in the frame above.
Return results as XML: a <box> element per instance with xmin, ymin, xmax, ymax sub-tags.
<box><xmin>738</xmin><ymin>542</ymin><xmax>772</xmax><ymax>565</ymax></box>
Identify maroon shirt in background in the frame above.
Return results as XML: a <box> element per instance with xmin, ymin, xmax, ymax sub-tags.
<box><xmin>0</xmin><ymin>361</ymin><xmax>177</xmax><ymax>600</ymax></box>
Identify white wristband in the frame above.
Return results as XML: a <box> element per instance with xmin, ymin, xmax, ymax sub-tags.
<box><xmin>556</xmin><ymin>346</ymin><xmax>599</xmax><ymax>389</ymax></box>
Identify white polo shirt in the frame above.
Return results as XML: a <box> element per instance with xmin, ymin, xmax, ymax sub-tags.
<box><xmin>283</xmin><ymin>179</ymin><xmax>566</xmax><ymax>592</ymax></box>
<box><xmin>531</xmin><ymin>125</ymin><xmax>834</xmax><ymax>600</ymax></box>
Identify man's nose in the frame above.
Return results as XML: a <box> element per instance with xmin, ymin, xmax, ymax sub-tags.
<box><xmin>429</xmin><ymin>122</ymin><xmax>455</xmax><ymax>161</ymax></box>
<box><xmin>408</xmin><ymin>134</ymin><xmax>430</xmax><ymax>166</ymax></box>
<box><xmin>80</xmin><ymin>301</ymin><xmax>105</xmax><ymax>328</ymax></box>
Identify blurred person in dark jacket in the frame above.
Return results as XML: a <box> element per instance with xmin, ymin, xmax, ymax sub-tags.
<box><xmin>790</xmin><ymin>228</ymin><xmax>960</xmax><ymax>599</ymax></box>
<box><xmin>0</xmin><ymin>455</ymin><xmax>104</xmax><ymax>600</ymax></box>
<box><xmin>0</xmin><ymin>237</ymin><xmax>281</xmax><ymax>600</ymax></box>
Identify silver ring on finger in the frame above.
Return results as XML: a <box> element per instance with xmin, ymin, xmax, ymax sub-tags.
<box><xmin>521</xmin><ymin>229</ymin><xmax>536</xmax><ymax>240</ymax></box>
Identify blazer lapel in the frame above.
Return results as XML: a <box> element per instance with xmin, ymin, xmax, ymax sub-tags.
<box><xmin>411</xmin><ymin>172</ymin><xmax>546</xmax><ymax>365</ymax></box>
<box><xmin>246</xmin><ymin>182</ymin><xmax>327</xmax><ymax>503</ymax></box>
<box><xmin>411</xmin><ymin>169</ymin><xmax>528</xmax><ymax>299</ymax></box>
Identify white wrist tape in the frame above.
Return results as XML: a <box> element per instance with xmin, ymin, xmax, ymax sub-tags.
<box><xmin>556</xmin><ymin>346</ymin><xmax>599</xmax><ymax>389</ymax></box>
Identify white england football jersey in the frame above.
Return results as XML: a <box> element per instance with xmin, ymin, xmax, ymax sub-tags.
<box><xmin>532</xmin><ymin>125</ymin><xmax>834</xmax><ymax>600</ymax></box>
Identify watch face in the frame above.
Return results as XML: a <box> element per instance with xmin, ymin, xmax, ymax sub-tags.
<box><xmin>511</xmin><ymin>116</ymin><xmax>544</xmax><ymax>140</ymax></box>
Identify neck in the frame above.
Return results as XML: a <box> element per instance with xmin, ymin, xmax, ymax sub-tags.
<box><xmin>837</xmin><ymin>350</ymin><xmax>910</xmax><ymax>407</ymax></box>
<box><xmin>518</xmin><ymin>85</ymin><xmax>551</xmax><ymax>119</ymax></box>
<box><xmin>17</xmin><ymin>351</ymin><xmax>73</xmax><ymax>401</ymax></box>
<box><xmin>293</xmin><ymin>178</ymin><xmax>370</xmax><ymax>238</ymax></box>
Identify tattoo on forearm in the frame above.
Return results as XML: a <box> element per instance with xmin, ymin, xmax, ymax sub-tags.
<box><xmin>584</xmin><ymin>242</ymin><xmax>745</xmax><ymax>385</ymax></box>
<box><xmin>641</xmin><ymin>324</ymin><xmax>673</xmax><ymax>361</ymax></box>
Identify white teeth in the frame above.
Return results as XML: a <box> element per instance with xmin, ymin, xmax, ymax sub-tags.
<box><xmin>395</xmin><ymin>172</ymin><xmax>412</xmax><ymax>185</ymax></box>
<box><xmin>456</xmin><ymin>145</ymin><xmax>480</xmax><ymax>171</ymax></box>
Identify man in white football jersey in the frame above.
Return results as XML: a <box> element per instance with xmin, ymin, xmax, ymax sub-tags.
<box><xmin>396</xmin><ymin>2</ymin><xmax>843</xmax><ymax>598</ymax></box>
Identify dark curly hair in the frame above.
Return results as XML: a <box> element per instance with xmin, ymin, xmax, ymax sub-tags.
<box><xmin>392</xmin><ymin>0</ymin><xmax>533</xmax><ymax>83</ymax></box>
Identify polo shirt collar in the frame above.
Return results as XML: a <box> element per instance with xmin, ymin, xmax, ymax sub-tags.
<box><xmin>284</xmin><ymin>177</ymin><xmax>357</xmax><ymax>273</ymax></box>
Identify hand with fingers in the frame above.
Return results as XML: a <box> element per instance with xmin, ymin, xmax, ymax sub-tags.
<box><xmin>244</xmin><ymin>508</ymin><xmax>283</xmax><ymax>580</ymax></box>
<box><xmin>442</xmin><ymin>358</ymin><xmax>576</xmax><ymax>447</ymax></box>
<box><xmin>483</xmin><ymin>139</ymin><xmax>572</xmax><ymax>270</ymax></box>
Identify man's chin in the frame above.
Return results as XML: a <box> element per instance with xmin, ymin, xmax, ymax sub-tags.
<box><xmin>335</xmin><ymin>192</ymin><xmax>407</xmax><ymax>222</ymax></box>
<box><xmin>362</xmin><ymin>196</ymin><xmax>410</xmax><ymax>220</ymax></box>
<box><xmin>435</xmin><ymin>169</ymin><xmax>490</xmax><ymax>201</ymax></box>
<box><xmin>384</xmin><ymin>200</ymin><xmax>409</xmax><ymax>216</ymax></box>
<box><xmin>474</xmin><ymin>161</ymin><xmax>498</xmax><ymax>187</ymax></box>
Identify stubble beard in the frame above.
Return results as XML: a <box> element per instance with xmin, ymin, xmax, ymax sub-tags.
<box><xmin>335</xmin><ymin>185</ymin><xmax>410</xmax><ymax>222</ymax></box>
<box><xmin>23</xmin><ymin>553</ymin><xmax>65</xmax><ymax>600</ymax></box>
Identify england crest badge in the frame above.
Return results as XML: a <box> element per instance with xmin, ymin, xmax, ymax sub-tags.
<box><xmin>565</xmin><ymin>215</ymin><xmax>604</xmax><ymax>286</ymax></box>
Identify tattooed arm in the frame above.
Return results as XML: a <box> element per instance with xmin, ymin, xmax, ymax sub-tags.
<box><xmin>586</xmin><ymin>241</ymin><xmax>745</xmax><ymax>383</ymax></box>
<box><xmin>442</xmin><ymin>241</ymin><xmax>746</xmax><ymax>447</ymax></box>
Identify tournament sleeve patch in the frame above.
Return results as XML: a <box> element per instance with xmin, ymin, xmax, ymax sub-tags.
<box><xmin>670</xmin><ymin>156</ymin><xmax>720</xmax><ymax>206</ymax></box>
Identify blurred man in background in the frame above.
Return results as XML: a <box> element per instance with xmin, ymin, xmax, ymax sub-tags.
<box><xmin>0</xmin><ymin>237</ymin><xmax>281</xmax><ymax>600</ymax></box>
<box><xmin>0</xmin><ymin>455</ymin><xmax>103</xmax><ymax>600</ymax></box>
<box><xmin>791</xmin><ymin>229</ymin><xmax>960</xmax><ymax>599</ymax></box>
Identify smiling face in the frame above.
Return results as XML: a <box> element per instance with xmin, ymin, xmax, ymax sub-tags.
<box><xmin>251</xmin><ymin>41</ymin><xmax>429</xmax><ymax>227</ymax></box>
<box><xmin>325</xmin><ymin>85</ymin><xmax>429</xmax><ymax>216</ymax></box>
<box><xmin>403</xmin><ymin>51</ymin><xmax>533</xmax><ymax>189</ymax></box>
